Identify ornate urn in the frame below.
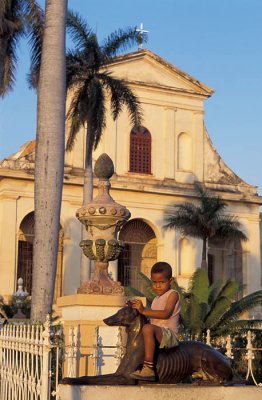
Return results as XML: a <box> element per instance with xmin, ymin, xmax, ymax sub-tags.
<box><xmin>76</xmin><ymin>153</ymin><xmax>131</xmax><ymax>294</ymax></box>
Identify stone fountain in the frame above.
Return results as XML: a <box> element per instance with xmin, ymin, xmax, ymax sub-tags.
<box><xmin>76</xmin><ymin>153</ymin><xmax>131</xmax><ymax>295</ymax></box>
<box><xmin>57</xmin><ymin>153</ymin><xmax>133</xmax><ymax>377</ymax></box>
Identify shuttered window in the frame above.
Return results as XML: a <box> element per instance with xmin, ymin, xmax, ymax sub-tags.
<box><xmin>129</xmin><ymin>127</ymin><xmax>151</xmax><ymax>174</ymax></box>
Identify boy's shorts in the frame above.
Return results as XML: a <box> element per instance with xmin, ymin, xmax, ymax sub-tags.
<box><xmin>159</xmin><ymin>327</ymin><xmax>179</xmax><ymax>349</ymax></box>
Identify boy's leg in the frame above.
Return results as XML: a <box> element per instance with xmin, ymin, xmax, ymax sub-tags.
<box><xmin>142</xmin><ymin>324</ymin><xmax>163</xmax><ymax>363</ymax></box>
<box><xmin>129</xmin><ymin>324</ymin><xmax>162</xmax><ymax>381</ymax></box>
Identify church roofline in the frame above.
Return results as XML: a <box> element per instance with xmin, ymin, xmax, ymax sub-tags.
<box><xmin>108</xmin><ymin>49</ymin><xmax>214</xmax><ymax>97</ymax></box>
<box><xmin>203</xmin><ymin>126</ymin><xmax>253</xmax><ymax>187</ymax></box>
<box><xmin>125</xmin><ymin>78</ymin><xmax>211</xmax><ymax>99</ymax></box>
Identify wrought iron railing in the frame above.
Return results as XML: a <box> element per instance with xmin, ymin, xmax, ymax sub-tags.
<box><xmin>0</xmin><ymin>316</ymin><xmax>61</xmax><ymax>400</ymax></box>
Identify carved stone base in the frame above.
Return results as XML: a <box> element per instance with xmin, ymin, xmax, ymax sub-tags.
<box><xmin>77</xmin><ymin>256</ymin><xmax>125</xmax><ymax>295</ymax></box>
<box><xmin>77</xmin><ymin>263</ymin><xmax>124</xmax><ymax>294</ymax></box>
<box><xmin>77</xmin><ymin>279</ymin><xmax>124</xmax><ymax>295</ymax></box>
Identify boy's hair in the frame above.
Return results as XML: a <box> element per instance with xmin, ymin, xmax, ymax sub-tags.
<box><xmin>151</xmin><ymin>262</ymin><xmax>172</xmax><ymax>279</ymax></box>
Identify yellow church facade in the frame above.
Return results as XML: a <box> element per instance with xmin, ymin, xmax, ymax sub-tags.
<box><xmin>0</xmin><ymin>49</ymin><xmax>261</xmax><ymax>302</ymax></box>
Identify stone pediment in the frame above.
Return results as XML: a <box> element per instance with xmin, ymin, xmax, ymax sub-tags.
<box><xmin>108</xmin><ymin>49</ymin><xmax>214</xmax><ymax>97</ymax></box>
<box><xmin>0</xmin><ymin>140</ymin><xmax>36</xmax><ymax>171</ymax></box>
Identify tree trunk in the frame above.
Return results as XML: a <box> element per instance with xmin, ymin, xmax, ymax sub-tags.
<box><xmin>201</xmin><ymin>237</ymin><xmax>208</xmax><ymax>269</ymax></box>
<box><xmin>80</xmin><ymin>127</ymin><xmax>93</xmax><ymax>284</ymax></box>
<box><xmin>31</xmin><ymin>0</ymin><xmax>68</xmax><ymax>322</ymax></box>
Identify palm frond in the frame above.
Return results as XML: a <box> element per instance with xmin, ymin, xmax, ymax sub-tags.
<box><xmin>0</xmin><ymin>0</ymin><xmax>25</xmax><ymax>97</ymax></box>
<box><xmin>66</xmin><ymin>83</ymin><xmax>89</xmax><ymax>150</ymax></box>
<box><xmin>86</xmin><ymin>78</ymin><xmax>106</xmax><ymax>149</ymax></box>
<box><xmin>97</xmin><ymin>72</ymin><xmax>143</xmax><ymax>127</ymax></box>
<box><xmin>163</xmin><ymin>203</ymin><xmax>205</xmax><ymax>238</ymax></box>
<box><xmin>181</xmin><ymin>293</ymin><xmax>203</xmax><ymax>336</ymax></box>
<box><xmin>66</xmin><ymin>9</ymin><xmax>92</xmax><ymax>51</ymax></box>
<box><xmin>213</xmin><ymin>217</ymin><xmax>248</xmax><ymax>241</ymax></box>
<box><xmin>204</xmin><ymin>296</ymin><xmax>232</xmax><ymax>329</ymax></box>
<box><xmin>0</xmin><ymin>34</ymin><xmax>20</xmax><ymax>97</ymax></box>
<box><xmin>216</xmin><ymin>290</ymin><xmax>262</xmax><ymax>327</ymax></box>
<box><xmin>0</xmin><ymin>0</ymin><xmax>24</xmax><ymax>36</ymax></box>
<box><xmin>0</xmin><ymin>0</ymin><xmax>9</xmax><ymax>18</ymax></box>
<box><xmin>208</xmin><ymin>279</ymin><xmax>221</xmax><ymax>305</ymax></box>
<box><xmin>102</xmin><ymin>26</ymin><xmax>141</xmax><ymax>58</ymax></box>
<box><xmin>189</xmin><ymin>268</ymin><xmax>209</xmax><ymax>304</ymax></box>
<box><xmin>215</xmin><ymin>319</ymin><xmax>262</xmax><ymax>336</ymax></box>
<box><xmin>216</xmin><ymin>279</ymin><xmax>239</xmax><ymax>301</ymax></box>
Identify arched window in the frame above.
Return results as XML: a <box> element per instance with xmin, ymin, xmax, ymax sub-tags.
<box><xmin>129</xmin><ymin>126</ymin><xmax>151</xmax><ymax>174</ymax></box>
<box><xmin>17</xmin><ymin>212</ymin><xmax>34</xmax><ymax>294</ymax></box>
<box><xmin>177</xmin><ymin>132</ymin><xmax>192</xmax><ymax>171</ymax></box>
<box><xmin>17</xmin><ymin>212</ymin><xmax>64</xmax><ymax>302</ymax></box>
<box><xmin>118</xmin><ymin>219</ymin><xmax>157</xmax><ymax>289</ymax></box>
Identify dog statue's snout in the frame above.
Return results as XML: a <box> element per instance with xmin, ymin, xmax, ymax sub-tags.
<box><xmin>103</xmin><ymin>316</ymin><xmax>115</xmax><ymax>326</ymax></box>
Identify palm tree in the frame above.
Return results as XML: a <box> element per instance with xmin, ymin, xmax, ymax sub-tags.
<box><xmin>0</xmin><ymin>0</ymin><xmax>43</xmax><ymax>97</ymax></box>
<box><xmin>163</xmin><ymin>183</ymin><xmax>247</xmax><ymax>269</ymax></box>
<box><xmin>30</xmin><ymin>0</ymin><xmax>67</xmax><ymax>322</ymax></box>
<box><xmin>66</xmin><ymin>11</ymin><xmax>143</xmax><ymax>283</ymax></box>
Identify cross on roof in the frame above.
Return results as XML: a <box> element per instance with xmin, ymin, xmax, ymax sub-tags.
<box><xmin>136</xmin><ymin>22</ymin><xmax>149</xmax><ymax>49</ymax></box>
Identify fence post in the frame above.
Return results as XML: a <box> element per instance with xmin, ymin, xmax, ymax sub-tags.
<box><xmin>206</xmin><ymin>329</ymin><xmax>211</xmax><ymax>346</ymax></box>
<box><xmin>225</xmin><ymin>335</ymin><xmax>233</xmax><ymax>359</ymax></box>
<box><xmin>245</xmin><ymin>330</ymin><xmax>258</xmax><ymax>386</ymax></box>
<box><xmin>41</xmin><ymin>315</ymin><xmax>53</xmax><ymax>400</ymax></box>
<box><xmin>67</xmin><ymin>326</ymin><xmax>78</xmax><ymax>378</ymax></box>
<box><xmin>114</xmin><ymin>327</ymin><xmax>125</xmax><ymax>366</ymax></box>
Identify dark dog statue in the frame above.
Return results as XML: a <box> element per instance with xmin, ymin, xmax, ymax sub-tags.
<box><xmin>62</xmin><ymin>304</ymin><xmax>233</xmax><ymax>385</ymax></box>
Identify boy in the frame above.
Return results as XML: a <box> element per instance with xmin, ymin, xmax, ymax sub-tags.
<box><xmin>129</xmin><ymin>261</ymin><xmax>180</xmax><ymax>381</ymax></box>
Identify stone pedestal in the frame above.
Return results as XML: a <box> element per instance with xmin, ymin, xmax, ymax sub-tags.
<box><xmin>58</xmin><ymin>385</ymin><xmax>261</xmax><ymax>400</ymax></box>
<box><xmin>57</xmin><ymin>294</ymin><xmax>127</xmax><ymax>377</ymax></box>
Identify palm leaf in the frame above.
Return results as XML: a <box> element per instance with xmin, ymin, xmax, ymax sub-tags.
<box><xmin>182</xmin><ymin>293</ymin><xmax>203</xmax><ymax>336</ymax></box>
<box><xmin>216</xmin><ymin>290</ymin><xmax>262</xmax><ymax>327</ymax></box>
<box><xmin>97</xmin><ymin>72</ymin><xmax>142</xmax><ymax>127</ymax></box>
<box><xmin>215</xmin><ymin>319</ymin><xmax>262</xmax><ymax>336</ymax></box>
<box><xmin>189</xmin><ymin>268</ymin><xmax>209</xmax><ymax>304</ymax></box>
<box><xmin>102</xmin><ymin>26</ymin><xmax>142</xmax><ymax>58</ymax></box>
<box><xmin>0</xmin><ymin>0</ymin><xmax>25</xmax><ymax>97</ymax></box>
<box><xmin>208</xmin><ymin>280</ymin><xmax>221</xmax><ymax>306</ymax></box>
<box><xmin>216</xmin><ymin>279</ymin><xmax>239</xmax><ymax>301</ymax></box>
<box><xmin>66</xmin><ymin>10</ymin><xmax>92</xmax><ymax>51</ymax></box>
<box><xmin>204</xmin><ymin>296</ymin><xmax>232</xmax><ymax>329</ymax></box>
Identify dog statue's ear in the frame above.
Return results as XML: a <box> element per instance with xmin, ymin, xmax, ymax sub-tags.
<box><xmin>126</xmin><ymin>300</ymin><xmax>133</xmax><ymax>307</ymax></box>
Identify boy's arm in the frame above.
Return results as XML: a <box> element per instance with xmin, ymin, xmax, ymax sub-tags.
<box><xmin>131</xmin><ymin>291</ymin><xmax>179</xmax><ymax>320</ymax></box>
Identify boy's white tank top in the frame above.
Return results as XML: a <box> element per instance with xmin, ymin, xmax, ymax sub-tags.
<box><xmin>150</xmin><ymin>289</ymin><xmax>180</xmax><ymax>333</ymax></box>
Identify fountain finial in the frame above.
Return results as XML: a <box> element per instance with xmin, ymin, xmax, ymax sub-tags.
<box><xmin>94</xmin><ymin>153</ymin><xmax>114</xmax><ymax>179</ymax></box>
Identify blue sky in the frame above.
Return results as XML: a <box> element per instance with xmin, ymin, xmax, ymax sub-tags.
<box><xmin>1</xmin><ymin>0</ymin><xmax>262</xmax><ymax>192</ymax></box>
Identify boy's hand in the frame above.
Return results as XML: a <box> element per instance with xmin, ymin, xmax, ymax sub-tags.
<box><xmin>131</xmin><ymin>299</ymin><xmax>145</xmax><ymax>314</ymax></box>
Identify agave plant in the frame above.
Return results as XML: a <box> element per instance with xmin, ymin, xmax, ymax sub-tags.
<box><xmin>126</xmin><ymin>268</ymin><xmax>262</xmax><ymax>338</ymax></box>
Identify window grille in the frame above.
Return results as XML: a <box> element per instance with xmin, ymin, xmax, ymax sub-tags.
<box><xmin>129</xmin><ymin>126</ymin><xmax>151</xmax><ymax>174</ymax></box>
<box><xmin>118</xmin><ymin>219</ymin><xmax>156</xmax><ymax>288</ymax></box>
